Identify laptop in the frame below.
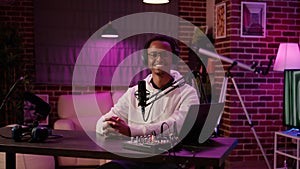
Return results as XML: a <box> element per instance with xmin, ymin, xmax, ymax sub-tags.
<box><xmin>179</xmin><ymin>102</ymin><xmax>225</xmax><ymax>146</ymax></box>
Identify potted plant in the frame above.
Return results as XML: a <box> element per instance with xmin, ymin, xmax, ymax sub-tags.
<box><xmin>0</xmin><ymin>24</ymin><xmax>28</xmax><ymax>126</ymax></box>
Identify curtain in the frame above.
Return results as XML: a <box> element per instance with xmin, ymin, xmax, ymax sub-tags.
<box><xmin>34</xmin><ymin>0</ymin><xmax>178</xmax><ymax>87</ymax></box>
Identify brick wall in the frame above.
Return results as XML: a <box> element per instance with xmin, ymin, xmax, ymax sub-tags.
<box><xmin>178</xmin><ymin>0</ymin><xmax>207</xmax><ymax>77</ymax></box>
<box><xmin>0</xmin><ymin>0</ymin><xmax>34</xmax><ymax>80</ymax></box>
<box><xmin>1</xmin><ymin>0</ymin><xmax>300</xmax><ymax>166</ymax></box>
<box><xmin>213</xmin><ymin>0</ymin><xmax>300</xmax><ymax>166</ymax></box>
<box><xmin>0</xmin><ymin>0</ymin><xmax>35</xmax><ymax>124</ymax></box>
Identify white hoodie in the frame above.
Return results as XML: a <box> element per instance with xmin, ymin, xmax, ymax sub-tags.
<box><xmin>96</xmin><ymin>70</ymin><xmax>199</xmax><ymax>136</ymax></box>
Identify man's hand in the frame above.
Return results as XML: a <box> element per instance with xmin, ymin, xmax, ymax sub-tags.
<box><xmin>103</xmin><ymin>116</ymin><xmax>131</xmax><ymax>137</ymax></box>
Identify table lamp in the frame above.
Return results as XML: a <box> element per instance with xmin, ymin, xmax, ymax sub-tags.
<box><xmin>273</xmin><ymin>43</ymin><xmax>300</xmax><ymax>71</ymax></box>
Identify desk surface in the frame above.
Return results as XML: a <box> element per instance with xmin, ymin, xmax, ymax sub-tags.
<box><xmin>0</xmin><ymin>127</ymin><xmax>237</xmax><ymax>167</ymax></box>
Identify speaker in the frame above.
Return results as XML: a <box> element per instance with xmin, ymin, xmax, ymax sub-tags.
<box><xmin>142</xmin><ymin>35</ymin><xmax>180</xmax><ymax>66</ymax></box>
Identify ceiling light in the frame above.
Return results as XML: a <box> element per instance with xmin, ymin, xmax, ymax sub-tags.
<box><xmin>101</xmin><ymin>22</ymin><xmax>119</xmax><ymax>38</ymax></box>
<box><xmin>143</xmin><ymin>0</ymin><xmax>169</xmax><ymax>4</ymax></box>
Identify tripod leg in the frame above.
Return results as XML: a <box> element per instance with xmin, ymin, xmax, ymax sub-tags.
<box><xmin>219</xmin><ymin>77</ymin><xmax>228</xmax><ymax>103</ymax></box>
<box><xmin>198</xmin><ymin>76</ymin><xmax>208</xmax><ymax>103</ymax></box>
<box><xmin>215</xmin><ymin>77</ymin><xmax>228</xmax><ymax>136</ymax></box>
<box><xmin>231</xmin><ymin>77</ymin><xmax>271</xmax><ymax>169</ymax></box>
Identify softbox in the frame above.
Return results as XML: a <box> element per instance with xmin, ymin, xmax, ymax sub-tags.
<box><xmin>23</xmin><ymin>92</ymin><xmax>51</xmax><ymax>125</ymax></box>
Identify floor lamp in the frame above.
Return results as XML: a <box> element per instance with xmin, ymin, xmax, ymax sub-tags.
<box><xmin>273</xmin><ymin>43</ymin><xmax>300</xmax><ymax>169</ymax></box>
<box><xmin>198</xmin><ymin>48</ymin><xmax>273</xmax><ymax>169</ymax></box>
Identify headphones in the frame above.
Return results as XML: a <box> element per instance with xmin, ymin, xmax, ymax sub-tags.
<box><xmin>12</xmin><ymin>125</ymin><xmax>49</xmax><ymax>142</ymax></box>
<box><xmin>142</xmin><ymin>35</ymin><xmax>180</xmax><ymax>66</ymax></box>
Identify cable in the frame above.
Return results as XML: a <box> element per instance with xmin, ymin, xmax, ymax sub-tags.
<box><xmin>0</xmin><ymin>76</ymin><xmax>24</xmax><ymax>112</ymax></box>
<box><xmin>160</xmin><ymin>122</ymin><xmax>170</xmax><ymax>135</ymax></box>
<box><xmin>48</xmin><ymin>134</ymin><xmax>63</xmax><ymax>139</ymax></box>
<box><xmin>142</xmin><ymin>93</ymin><xmax>158</xmax><ymax>122</ymax></box>
<box><xmin>0</xmin><ymin>134</ymin><xmax>12</xmax><ymax>139</ymax></box>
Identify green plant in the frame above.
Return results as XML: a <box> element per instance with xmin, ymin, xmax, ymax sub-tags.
<box><xmin>0</xmin><ymin>24</ymin><xmax>27</xmax><ymax>126</ymax></box>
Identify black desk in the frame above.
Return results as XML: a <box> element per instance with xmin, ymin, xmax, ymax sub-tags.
<box><xmin>0</xmin><ymin>127</ymin><xmax>237</xmax><ymax>169</ymax></box>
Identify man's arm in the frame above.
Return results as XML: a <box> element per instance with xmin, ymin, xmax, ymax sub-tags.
<box><xmin>96</xmin><ymin>111</ymin><xmax>115</xmax><ymax>134</ymax></box>
<box><xmin>96</xmin><ymin>89</ymin><xmax>131</xmax><ymax>135</ymax></box>
<box><xmin>129</xmin><ymin>85</ymin><xmax>199</xmax><ymax>136</ymax></box>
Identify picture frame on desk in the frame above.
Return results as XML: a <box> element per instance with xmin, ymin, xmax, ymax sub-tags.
<box><xmin>240</xmin><ymin>1</ymin><xmax>266</xmax><ymax>38</ymax></box>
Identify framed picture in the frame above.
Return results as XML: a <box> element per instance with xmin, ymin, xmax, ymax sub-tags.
<box><xmin>215</xmin><ymin>2</ymin><xmax>226</xmax><ymax>39</ymax></box>
<box><xmin>241</xmin><ymin>1</ymin><xmax>266</xmax><ymax>38</ymax></box>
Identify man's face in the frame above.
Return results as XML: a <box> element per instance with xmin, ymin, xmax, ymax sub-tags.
<box><xmin>147</xmin><ymin>40</ymin><xmax>173</xmax><ymax>74</ymax></box>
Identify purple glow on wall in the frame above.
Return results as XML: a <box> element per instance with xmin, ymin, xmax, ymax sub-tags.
<box><xmin>95</xmin><ymin>35</ymin><xmax>151</xmax><ymax>87</ymax></box>
<box><xmin>34</xmin><ymin>0</ymin><xmax>178</xmax><ymax>86</ymax></box>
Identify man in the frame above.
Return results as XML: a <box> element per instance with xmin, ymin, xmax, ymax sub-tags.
<box><xmin>96</xmin><ymin>35</ymin><xmax>199</xmax><ymax>169</ymax></box>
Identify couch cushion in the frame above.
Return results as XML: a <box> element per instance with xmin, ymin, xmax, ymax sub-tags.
<box><xmin>55</xmin><ymin>91</ymin><xmax>124</xmax><ymax>168</ymax></box>
<box><xmin>62</xmin><ymin>117</ymin><xmax>100</xmax><ymax>131</ymax></box>
<box><xmin>112</xmin><ymin>91</ymin><xmax>126</xmax><ymax>104</ymax></box>
<box><xmin>53</xmin><ymin>119</ymin><xmax>75</xmax><ymax>130</ymax></box>
<box><xmin>58</xmin><ymin>92</ymin><xmax>113</xmax><ymax>119</ymax></box>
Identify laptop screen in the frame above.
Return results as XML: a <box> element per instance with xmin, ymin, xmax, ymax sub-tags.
<box><xmin>179</xmin><ymin>103</ymin><xmax>225</xmax><ymax>146</ymax></box>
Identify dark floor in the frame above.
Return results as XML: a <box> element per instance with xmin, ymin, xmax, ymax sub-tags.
<box><xmin>226</xmin><ymin>160</ymin><xmax>269</xmax><ymax>169</ymax></box>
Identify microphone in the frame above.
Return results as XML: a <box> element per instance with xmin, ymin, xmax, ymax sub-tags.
<box><xmin>0</xmin><ymin>76</ymin><xmax>24</xmax><ymax>112</ymax></box>
<box><xmin>137</xmin><ymin>80</ymin><xmax>147</xmax><ymax>114</ymax></box>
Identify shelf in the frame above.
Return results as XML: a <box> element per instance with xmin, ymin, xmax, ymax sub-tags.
<box><xmin>274</xmin><ymin>131</ymin><xmax>300</xmax><ymax>169</ymax></box>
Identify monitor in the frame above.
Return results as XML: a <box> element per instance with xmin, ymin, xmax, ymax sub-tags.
<box><xmin>179</xmin><ymin>102</ymin><xmax>224</xmax><ymax>146</ymax></box>
<box><xmin>283</xmin><ymin>70</ymin><xmax>300</xmax><ymax>129</ymax></box>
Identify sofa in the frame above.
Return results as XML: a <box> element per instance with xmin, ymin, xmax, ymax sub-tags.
<box><xmin>53</xmin><ymin>91</ymin><xmax>125</xmax><ymax>168</ymax></box>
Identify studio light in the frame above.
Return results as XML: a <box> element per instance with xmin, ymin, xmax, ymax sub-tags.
<box><xmin>273</xmin><ymin>43</ymin><xmax>300</xmax><ymax>71</ymax></box>
<box><xmin>143</xmin><ymin>0</ymin><xmax>169</xmax><ymax>4</ymax></box>
<box><xmin>101</xmin><ymin>21</ymin><xmax>119</xmax><ymax>38</ymax></box>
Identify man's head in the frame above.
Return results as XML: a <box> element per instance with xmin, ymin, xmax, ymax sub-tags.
<box><xmin>143</xmin><ymin>35</ymin><xmax>180</xmax><ymax>74</ymax></box>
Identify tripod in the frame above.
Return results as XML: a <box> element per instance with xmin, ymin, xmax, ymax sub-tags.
<box><xmin>197</xmin><ymin>48</ymin><xmax>274</xmax><ymax>169</ymax></box>
<box><xmin>217</xmin><ymin>64</ymin><xmax>271</xmax><ymax>169</ymax></box>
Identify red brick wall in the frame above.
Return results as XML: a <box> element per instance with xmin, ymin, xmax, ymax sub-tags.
<box><xmin>1</xmin><ymin>0</ymin><xmax>300</xmax><ymax>166</ymax></box>
<box><xmin>0</xmin><ymin>0</ymin><xmax>34</xmax><ymax>79</ymax></box>
<box><xmin>213</xmin><ymin>0</ymin><xmax>300</xmax><ymax>165</ymax></box>
<box><xmin>0</xmin><ymin>0</ymin><xmax>35</xmax><ymax>124</ymax></box>
<box><xmin>178</xmin><ymin>0</ymin><xmax>207</xmax><ymax>72</ymax></box>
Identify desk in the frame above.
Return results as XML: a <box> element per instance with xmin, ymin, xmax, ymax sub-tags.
<box><xmin>0</xmin><ymin>127</ymin><xmax>237</xmax><ymax>169</ymax></box>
